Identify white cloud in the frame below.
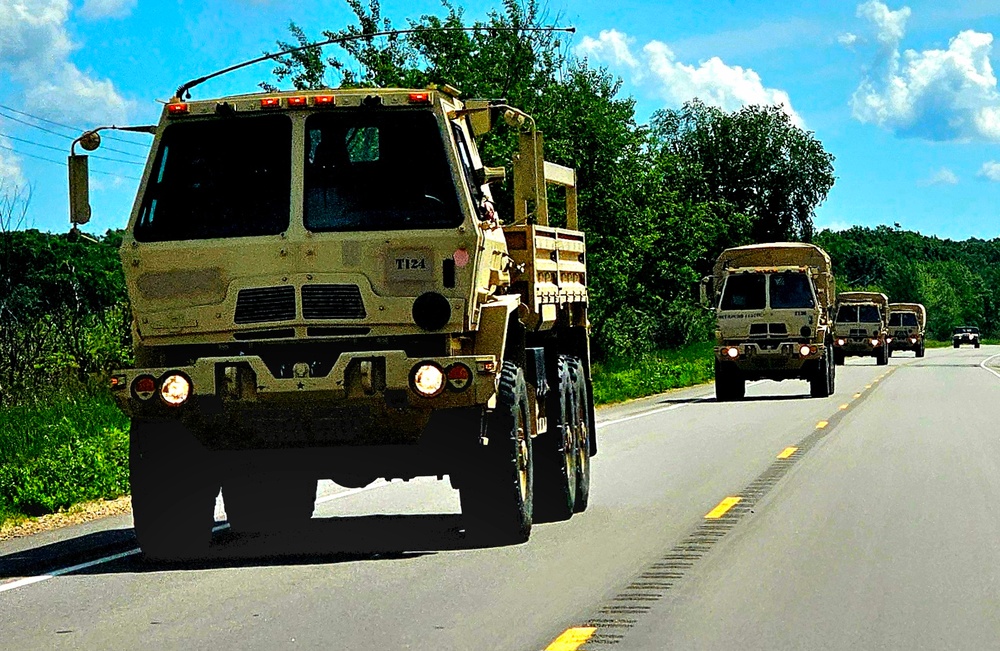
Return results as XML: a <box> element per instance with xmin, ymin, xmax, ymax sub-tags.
<box><xmin>921</xmin><ymin>167</ymin><xmax>960</xmax><ymax>185</ymax></box>
<box><xmin>978</xmin><ymin>160</ymin><xmax>1000</xmax><ymax>181</ymax></box>
<box><xmin>576</xmin><ymin>29</ymin><xmax>803</xmax><ymax>126</ymax></box>
<box><xmin>839</xmin><ymin>33</ymin><xmax>860</xmax><ymax>48</ymax></box>
<box><xmin>79</xmin><ymin>0</ymin><xmax>136</xmax><ymax>20</ymax></box>
<box><xmin>0</xmin><ymin>145</ymin><xmax>25</xmax><ymax>188</ymax></box>
<box><xmin>850</xmin><ymin>2</ymin><xmax>1000</xmax><ymax>141</ymax></box>
<box><xmin>0</xmin><ymin>0</ymin><xmax>128</xmax><ymax>124</ymax></box>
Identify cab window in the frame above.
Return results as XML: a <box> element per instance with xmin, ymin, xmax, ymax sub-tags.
<box><xmin>720</xmin><ymin>274</ymin><xmax>766</xmax><ymax>311</ymax></box>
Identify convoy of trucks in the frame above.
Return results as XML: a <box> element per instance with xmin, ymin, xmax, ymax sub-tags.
<box><xmin>63</xmin><ymin>42</ymin><xmax>970</xmax><ymax>561</ymax></box>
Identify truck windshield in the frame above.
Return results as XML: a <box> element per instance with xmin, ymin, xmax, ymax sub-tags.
<box><xmin>889</xmin><ymin>313</ymin><xmax>919</xmax><ymax>326</ymax></box>
<box><xmin>720</xmin><ymin>274</ymin><xmax>766</xmax><ymax>310</ymax></box>
<box><xmin>304</xmin><ymin>111</ymin><xmax>462</xmax><ymax>232</ymax></box>
<box><xmin>769</xmin><ymin>272</ymin><xmax>815</xmax><ymax>309</ymax></box>
<box><xmin>135</xmin><ymin>115</ymin><xmax>292</xmax><ymax>242</ymax></box>
<box><xmin>838</xmin><ymin>305</ymin><xmax>881</xmax><ymax>322</ymax></box>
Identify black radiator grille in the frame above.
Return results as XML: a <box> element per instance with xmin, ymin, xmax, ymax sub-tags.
<box><xmin>234</xmin><ymin>286</ymin><xmax>296</xmax><ymax>324</ymax></box>
<box><xmin>302</xmin><ymin>284</ymin><xmax>366</xmax><ymax>320</ymax></box>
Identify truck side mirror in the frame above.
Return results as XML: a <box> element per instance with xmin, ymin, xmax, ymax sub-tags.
<box><xmin>698</xmin><ymin>276</ymin><xmax>713</xmax><ymax>309</ymax></box>
<box><xmin>475</xmin><ymin>166</ymin><xmax>506</xmax><ymax>186</ymax></box>
<box><xmin>68</xmin><ymin>154</ymin><xmax>91</xmax><ymax>226</ymax></box>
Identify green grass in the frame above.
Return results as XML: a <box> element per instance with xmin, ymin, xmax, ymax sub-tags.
<box><xmin>592</xmin><ymin>342</ymin><xmax>715</xmax><ymax>405</ymax></box>
<box><xmin>0</xmin><ymin>388</ymin><xmax>129</xmax><ymax>522</ymax></box>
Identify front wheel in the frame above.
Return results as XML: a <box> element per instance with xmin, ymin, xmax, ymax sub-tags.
<box><xmin>810</xmin><ymin>347</ymin><xmax>833</xmax><ymax>398</ymax></box>
<box><xmin>876</xmin><ymin>344</ymin><xmax>889</xmax><ymax>366</ymax></box>
<box><xmin>834</xmin><ymin>349</ymin><xmax>845</xmax><ymax>366</ymax></box>
<box><xmin>916</xmin><ymin>344</ymin><xmax>925</xmax><ymax>358</ymax></box>
<box><xmin>130</xmin><ymin>420</ymin><xmax>220</xmax><ymax>562</ymax></box>
<box><xmin>714</xmin><ymin>360</ymin><xmax>745</xmax><ymax>402</ymax></box>
<box><xmin>569</xmin><ymin>358</ymin><xmax>591</xmax><ymax>514</ymax></box>
<box><xmin>954</xmin><ymin>341</ymin><xmax>960</xmax><ymax>348</ymax></box>
<box><xmin>460</xmin><ymin>362</ymin><xmax>533</xmax><ymax>544</ymax></box>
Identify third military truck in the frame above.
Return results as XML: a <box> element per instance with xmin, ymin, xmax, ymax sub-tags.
<box><xmin>887</xmin><ymin>302</ymin><xmax>926</xmax><ymax>357</ymax></box>
<box><xmin>703</xmin><ymin>243</ymin><xmax>836</xmax><ymax>402</ymax></box>
<box><xmin>70</xmin><ymin>80</ymin><xmax>595</xmax><ymax>559</ymax></box>
<box><xmin>833</xmin><ymin>291</ymin><xmax>889</xmax><ymax>366</ymax></box>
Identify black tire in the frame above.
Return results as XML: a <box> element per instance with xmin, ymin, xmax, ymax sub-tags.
<box><xmin>876</xmin><ymin>344</ymin><xmax>888</xmax><ymax>366</ymax></box>
<box><xmin>834</xmin><ymin>349</ymin><xmax>845</xmax><ymax>366</ymax></box>
<box><xmin>569</xmin><ymin>358</ymin><xmax>591</xmax><ymax>514</ymax></box>
<box><xmin>888</xmin><ymin>348</ymin><xmax>893</xmax><ymax>358</ymax></box>
<box><xmin>714</xmin><ymin>360</ymin><xmax>745</xmax><ymax>402</ymax></box>
<box><xmin>916</xmin><ymin>344</ymin><xmax>925</xmax><ymax>358</ymax></box>
<box><xmin>533</xmin><ymin>356</ymin><xmax>577</xmax><ymax>523</ymax></box>
<box><xmin>222</xmin><ymin>461</ymin><xmax>316</xmax><ymax>534</ymax></box>
<box><xmin>810</xmin><ymin>347</ymin><xmax>833</xmax><ymax>398</ymax></box>
<box><xmin>460</xmin><ymin>361</ymin><xmax>533</xmax><ymax>543</ymax></box>
<box><xmin>954</xmin><ymin>341</ymin><xmax>960</xmax><ymax>348</ymax></box>
<box><xmin>976</xmin><ymin>342</ymin><xmax>981</xmax><ymax>349</ymax></box>
<box><xmin>130</xmin><ymin>420</ymin><xmax>220</xmax><ymax>562</ymax></box>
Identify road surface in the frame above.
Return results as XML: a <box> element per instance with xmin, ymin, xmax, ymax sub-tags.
<box><xmin>2</xmin><ymin>346</ymin><xmax>997</xmax><ymax>650</ymax></box>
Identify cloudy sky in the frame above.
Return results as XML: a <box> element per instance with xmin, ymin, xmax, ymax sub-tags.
<box><xmin>2</xmin><ymin>0</ymin><xmax>1000</xmax><ymax>239</ymax></box>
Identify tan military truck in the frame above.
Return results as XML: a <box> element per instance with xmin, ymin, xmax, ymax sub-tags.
<box><xmin>887</xmin><ymin>302</ymin><xmax>926</xmax><ymax>357</ymax></box>
<box><xmin>833</xmin><ymin>291</ymin><xmax>889</xmax><ymax>366</ymax></box>
<box><xmin>70</xmin><ymin>82</ymin><xmax>596</xmax><ymax>558</ymax></box>
<box><xmin>702</xmin><ymin>242</ymin><xmax>836</xmax><ymax>401</ymax></box>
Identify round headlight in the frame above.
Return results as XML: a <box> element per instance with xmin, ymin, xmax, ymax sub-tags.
<box><xmin>886</xmin><ymin>337</ymin><xmax>893</xmax><ymax>343</ymax></box>
<box><xmin>870</xmin><ymin>338</ymin><xmax>880</xmax><ymax>347</ymax></box>
<box><xmin>160</xmin><ymin>374</ymin><xmax>190</xmax><ymax>406</ymax></box>
<box><xmin>726</xmin><ymin>347</ymin><xmax>739</xmax><ymax>359</ymax></box>
<box><xmin>799</xmin><ymin>344</ymin><xmax>811</xmax><ymax>357</ymax></box>
<box><xmin>412</xmin><ymin>363</ymin><xmax>445</xmax><ymax>397</ymax></box>
<box><xmin>837</xmin><ymin>338</ymin><xmax>845</xmax><ymax>346</ymax></box>
<box><xmin>910</xmin><ymin>337</ymin><xmax>917</xmax><ymax>344</ymax></box>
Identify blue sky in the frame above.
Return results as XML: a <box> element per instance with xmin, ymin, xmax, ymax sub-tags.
<box><xmin>2</xmin><ymin>0</ymin><xmax>1000</xmax><ymax>240</ymax></box>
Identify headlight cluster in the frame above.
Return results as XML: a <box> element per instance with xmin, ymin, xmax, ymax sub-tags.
<box><xmin>410</xmin><ymin>362</ymin><xmax>474</xmax><ymax>398</ymax></box>
<box><xmin>722</xmin><ymin>346</ymin><xmax>740</xmax><ymax>359</ymax></box>
<box><xmin>798</xmin><ymin>344</ymin><xmax>818</xmax><ymax>357</ymax></box>
<box><xmin>886</xmin><ymin>337</ymin><xmax>893</xmax><ymax>344</ymax></box>
<box><xmin>836</xmin><ymin>338</ymin><xmax>846</xmax><ymax>346</ymax></box>
<box><xmin>870</xmin><ymin>338</ymin><xmax>880</xmax><ymax>347</ymax></box>
<box><xmin>909</xmin><ymin>337</ymin><xmax>918</xmax><ymax>344</ymax></box>
<box><xmin>132</xmin><ymin>373</ymin><xmax>191</xmax><ymax>407</ymax></box>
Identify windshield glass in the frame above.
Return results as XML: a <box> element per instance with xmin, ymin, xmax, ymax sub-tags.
<box><xmin>769</xmin><ymin>272</ymin><xmax>815</xmax><ymax>309</ymax></box>
<box><xmin>720</xmin><ymin>274</ymin><xmax>766</xmax><ymax>310</ymax></box>
<box><xmin>135</xmin><ymin>115</ymin><xmax>292</xmax><ymax>242</ymax></box>
<box><xmin>955</xmin><ymin>327</ymin><xmax>979</xmax><ymax>334</ymax></box>
<box><xmin>304</xmin><ymin>111</ymin><xmax>461</xmax><ymax>232</ymax></box>
<box><xmin>889</xmin><ymin>312</ymin><xmax>919</xmax><ymax>326</ymax></box>
<box><xmin>837</xmin><ymin>304</ymin><xmax>881</xmax><ymax>323</ymax></box>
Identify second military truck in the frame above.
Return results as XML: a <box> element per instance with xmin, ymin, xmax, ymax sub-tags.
<box><xmin>72</xmin><ymin>83</ymin><xmax>596</xmax><ymax>559</ymax></box>
<box><xmin>704</xmin><ymin>242</ymin><xmax>836</xmax><ymax>401</ymax></box>
<box><xmin>833</xmin><ymin>291</ymin><xmax>889</xmax><ymax>365</ymax></box>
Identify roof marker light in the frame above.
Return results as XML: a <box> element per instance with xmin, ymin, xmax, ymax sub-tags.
<box><xmin>314</xmin><ymin>95</ymin><xmax>335</xmax><ymax>106</ymax></box>
<box><xmin>408</xmin><ymin>92</ymin><xmax>431</xmax><ymax>104</ymax></box>
<box><xmin>288</xmin><ymin>96</ymin><xmax>307</xmax><ymax>107</ymax></box>
<box><xmin>260</xmin><ymin>97</ymin><xmax>281</xmax><ymax>109</ymax></box>
<box><xmin>167</xmin><ymin>103</ymin><xmax>189</xmax><ymax>115</ymax></box>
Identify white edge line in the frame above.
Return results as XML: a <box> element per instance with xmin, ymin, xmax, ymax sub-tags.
<box><xmin>596</xmin><ymin>380</ymin><xmax>766</xmax><ymax>430</ymax></box>
<box><xmin>980</xmin><ymin>352</ymin><xmax>1000</xmax><ymax>380</ymax></box>
<box><xmin>1</xmin><ymin>480</ymin><xmax>394</xmax><ymax>596</ymax></box>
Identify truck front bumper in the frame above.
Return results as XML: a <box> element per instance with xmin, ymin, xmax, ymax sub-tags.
<box><xmin>716</xmin><ymin>341</ymin><xmax>825</xmax><ymax>377</ymax></box>
<box><xmin>834</xmin><ymin>338</ymin><xmax>882</xmax><ymax>357</ymax></box>
<box><xmin>111</xmin><ymin>350</ymin><xmax>499</xmax><ymax>447</ymax></box>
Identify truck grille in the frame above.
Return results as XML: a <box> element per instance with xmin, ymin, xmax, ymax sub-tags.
<box><xmin>749</xmin><ymin>323</ymin><xmax>788</xmax><ymax>338</ymax></box>
<box><xmin>302</xmin><ymin>284</ymin><xmax>366</xmax><ymax>320</ymax></box>
<box><xmin>234</xmin><ymin>286</ymin><xmax>296</xmax><ymax>324</ymax></box>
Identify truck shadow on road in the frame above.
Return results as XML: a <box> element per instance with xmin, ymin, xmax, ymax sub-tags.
<box><xmin>5</xmin><ymin>513</ymin><xmax>518</xmax><ymax>578</ymax></box>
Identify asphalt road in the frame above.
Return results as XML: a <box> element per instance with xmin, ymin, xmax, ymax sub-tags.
<box><xmin>2</xmin><ymin>345</ymin><xmax>997</xmax><ymax>650</ymax></box>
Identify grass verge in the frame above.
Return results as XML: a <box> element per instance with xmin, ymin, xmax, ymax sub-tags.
<box><xmin>0</xmin><ymin>389</ymin><xmax>129</xmax><ymax>525</ymax></box>
<box><xmin>592</xmin><ymin>341</ymin><xmax>715</xmax><ymax>405</ymax></box>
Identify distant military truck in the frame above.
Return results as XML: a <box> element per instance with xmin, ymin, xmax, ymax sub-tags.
<box><xmin>702</xmin><ymin>242</ymin><xmax>836</xmax><ymax>401</ymax></box>
<box><xmin>69</xmin><ymin>82</ymin><xmax>597</xmax><ymax>559</ymax></box>
<box><xmin>953</xmin><ymin>326</ymin><xmax>981</xmax><ymax>348</ymax></box>
<box><xmin>887</xmin><ymin>302</ymin><xmax>926</xmax><ymax>357</ymax></box>
<box><xmin>833</xmin><ymin>291</ymin><xmax>889</xmax><ymax>366</ymax></box>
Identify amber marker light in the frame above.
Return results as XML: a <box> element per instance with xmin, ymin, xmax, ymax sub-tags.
<box><xmin>314</xmin><ymin>95</ymin><xmax>335</xmax><ymax>106</ymax></box>
<box><xmin>288</xmin><ymin>96</ymin><xmax>307</xmax><ymax>107</ymax></box>
<box><xmin>167</xmin><ymin>103</ymin><xmax>189</xmax><ymax>115</ymax></box>
<box><xmin>260</xmin><ymin>97</ymin><xmax>281</xmax><ymax>109</ymax></box>
<box><xmin>445</xmin><ymin>363</ymin><xmax>472</xmax><ymax>392</ymax></box>
<box><xmin>408</xmin><ymin>92</ymin><xmax>431</xmax><ymax>104</ymax></box>
<box><xmin>160</xmin><ymin>374</ymin><xmax>191</xmax><ymax>406</ymax></box>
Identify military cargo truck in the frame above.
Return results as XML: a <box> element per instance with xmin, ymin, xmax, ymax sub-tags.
<box><xmin>702</xmin><ymin>243</ymin><xmax>836</xmax><ymax>401</ymax></box>
<box><xmin>70</xmin><ymin>83</ymin><xmax>596</xmax><ymax>559</ymax></box>
<box><xmin>833</xmin><ymin>291</ymin><xmax>889</xmax><ymax>365</ymax></box>
<box><xmin>887</xmin><ymin>302</ymin><xmax>926</xmax><ymax>357</ymax></box>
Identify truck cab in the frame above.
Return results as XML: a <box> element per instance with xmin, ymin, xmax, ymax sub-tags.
<box><xmin>887</xmin><ymin>302</ymin><xmax>926</xmax><ymax>357</ymax></box>
<box><xmin>833</xmin><ymin>291</ymin><xmax>889</xmax><ymax>366</ymax></box>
